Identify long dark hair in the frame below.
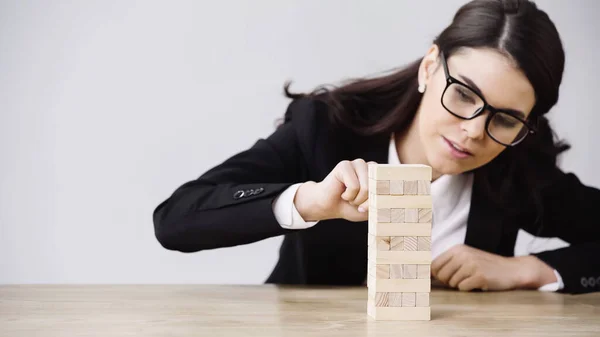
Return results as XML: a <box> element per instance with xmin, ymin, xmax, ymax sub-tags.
<box><xmin>283</xmin><ymin>0</ymin><xmax>570</xmax><ymax>221</ymax></box>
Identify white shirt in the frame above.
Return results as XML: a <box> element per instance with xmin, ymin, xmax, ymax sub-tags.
<box><xmin>272</xmin><ymin>134</ymin><xmax>563</xmax><ymax>291</ymax></box>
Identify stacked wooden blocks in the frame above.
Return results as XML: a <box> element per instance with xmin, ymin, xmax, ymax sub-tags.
<box><xmin>367</xmin><ymin>164</ymin><xmax>432</xmax><ymax>321</ymax></box>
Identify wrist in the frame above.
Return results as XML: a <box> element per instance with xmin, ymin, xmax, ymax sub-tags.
<box><xmin>513</xmin><ymin>255</ymin><xmax>557</xmax><ymax>289</ymax></box>
<box><xmin>294</xmin><ymin>181</ymin><xmax>327</xmax><ymax>222</ymax></box>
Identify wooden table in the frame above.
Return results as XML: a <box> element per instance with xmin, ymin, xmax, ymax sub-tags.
<box><xmin>1</xmin><ymin>285</ymin><xmax>599</xmax><ymax>336</ymax></box>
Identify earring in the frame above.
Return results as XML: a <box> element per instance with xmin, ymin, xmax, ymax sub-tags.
<box><xmin>418</xmin><ymin>83</ymin><xmax>426</xmax><ymax>93</ymax></box>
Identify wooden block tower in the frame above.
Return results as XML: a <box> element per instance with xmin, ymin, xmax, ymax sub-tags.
<box><xmin>367</xmin><ymin>164</ymin><xmax>432</xmax><ymax>321</ymax></box>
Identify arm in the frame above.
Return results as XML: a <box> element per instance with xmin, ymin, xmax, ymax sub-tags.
<box><xmin>153</xmin><ymin>99</ymin><xmax>317</xmax><ymax>252</ymax></box>
<box><xmin>272</xmin><ymin>183</ymin><xmax>320</xmax><ymax>229</ymax></box>
<box><xmin>524</xmin><ymin>169</ymin><xmax>600</xmax><ymax>294</ymax></box>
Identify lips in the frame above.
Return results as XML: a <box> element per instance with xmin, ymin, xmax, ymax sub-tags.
<box><xmin>443</xmin><ymin>137</ymin><xmax>473</xmax><ymax>156</ymax></box>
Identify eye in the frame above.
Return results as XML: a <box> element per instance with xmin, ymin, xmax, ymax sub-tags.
<box><xmin>455</xmin><ymin>87</ymin><xmax>476</xmax><ymax>104</ymax></box>
<box><xmin>494</xmin><ymin>113</ymin><xmax>520</xmax><ymax>128</ymax></box>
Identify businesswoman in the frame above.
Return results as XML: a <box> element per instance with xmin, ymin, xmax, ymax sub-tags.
<box><xmin>153</xmin><ymin>0</ymin><xmax>600</xmax><ymax>294</ymax></box>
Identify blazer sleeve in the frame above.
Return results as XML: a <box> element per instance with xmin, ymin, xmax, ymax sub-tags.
<box><xmin>152</xmin><ymin>98</ymin><xmax>319</xmax><ymax>252</ymax></box>
<box><xmin>525</xmin><ymin>168</ymin><xmax>600</xmax><ymax>294</ymax></box>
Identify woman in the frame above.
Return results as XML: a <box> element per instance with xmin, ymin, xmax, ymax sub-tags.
<box><xmin>152</xmin><ymin>0</ymin><xmax>600</xmax><ymax>294</ymax></box>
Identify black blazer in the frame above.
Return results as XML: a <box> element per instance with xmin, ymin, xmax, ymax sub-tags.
<box><xmin>153</xmin><ymin>98</ymin><xmax>600</xmax><ymax>294</ymax></box>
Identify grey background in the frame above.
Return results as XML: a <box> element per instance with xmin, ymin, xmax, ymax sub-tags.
<box><xmin>1</xmin><ymin>0</ymin><xmax>598</xmax><ymax>284</ymax></box>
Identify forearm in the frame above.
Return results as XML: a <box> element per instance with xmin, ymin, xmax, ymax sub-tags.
<box><xmin>153</xmin><ymin>182</ymin><xmax>294</xmax><ymax>252</ymax></box>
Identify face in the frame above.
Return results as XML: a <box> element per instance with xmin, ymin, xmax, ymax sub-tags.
<box><xmin>415</xmin><ymin>46</ymin><xmax>536</xmax><ymax>176</ymax></box>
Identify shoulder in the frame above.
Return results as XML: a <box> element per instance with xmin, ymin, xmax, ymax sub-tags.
<box><xmin>279</xmin><ymin>96</ymin><xmax>351</xmax><ymax>146</ymax></box>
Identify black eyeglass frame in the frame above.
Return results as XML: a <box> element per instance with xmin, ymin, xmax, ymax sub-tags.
<box><xmin>439</xmin><ymin>51</ymin><xmax>537</xmax><ymax>146</ymax></box>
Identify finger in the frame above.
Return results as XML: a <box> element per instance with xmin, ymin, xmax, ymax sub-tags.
<box><xmin>457</xmin><ymin>274</ymin><xmax>486</xmax><ymax>292</ymax></box>
<box><xmin>434</xmin><ymin>255</ymin><xmax>462</xmax><ymax>284</ymax></box>
<box><xmin>431</xmin><ymin>247</ymin><xmax>456</xmax><ymax>278</ymax></box>
<box><xmin>357</xmin><ymin>199</ymin><xmax>369</xmax><ymax>213</ymax></box>
<box><xmin>339</xmin><ymin>202</ymin><xmax>369</xmax><ymax>222</ymax></box>
<box><xmin>448</xmin><ymin>263</ymin><xmax>472</xmax><ymax>288</ymax></box>
<box><xmin>335</xmin><ymin>161</ymin><xmax>360</xmax><ymax>202</ymax></box>
<box><xmin>351</xmin><ymin>159</ymin><xmax>369</xmax><ymax>206</ymax></box>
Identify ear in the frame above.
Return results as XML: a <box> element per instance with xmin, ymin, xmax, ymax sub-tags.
<box><xmin>418</xmin><ymin>44</ymin><xmax>440</xmax><ymax>89</ymax></box>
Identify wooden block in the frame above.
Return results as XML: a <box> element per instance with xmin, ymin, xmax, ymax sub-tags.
<box><xmin>390</xmin><ymin>264</ymin><xmax>403</xmax><ymax>279</ymax></box>
<box><xmin>389</xmin><ymin>180</ymin><xmax>404</xmax><ymax>195</ymax></box>
<box><xmin>372</xmin><ymin>250</ymin><xmax>431</xmax><ymax>264</ymax></box>
<box><xmin>417</xmin><ymin>264</ymin><xmax>430</xmax><ymax>279</ymax></box>
<box><xmin>403</xmin><ymin>264</ymin><xmax>417</xmax><ymax>279</ymax></box>
<box><xmin>404</xmin><ymin>208</ymin><xmax>418</xmax><ymax>223</ymax></box>
<box><xmin>390</xmin><ymin>236</ymin><xmax>404</xmax><ymax>251</ymax></box>
<box><xmin>402</xmin><ymin>293</ymin><xmax>416</xmax><ymax>307</ymax></box>
<box><xmin>416</xmin><ymin>293</ymin><xmax>430</xmax><ymax>307</ymax></box>
<box><xmin>403</xmin><ymin>180</ymin><xmax>418</xmax><ymax>195</ymax></box>
<box><xmin>367</xmin><ymin>299</ymin><xmax>375</xmax><ymax>317</ymax></box>
<box><xmin>418</xmin><ymin>208</ymin><xmax>432</xmax><ymax>223</ymax></box>
<box><xmin>404</xmin><ymin>236</ymin><xmax>418</xmax><ymax>251</ymax></box>
<box><xmin>369</xmin><ymin>223</ymin><xmax>432</xmax><ymax>236</ymax></box>
<box><xmin>377</xmin><ymin>236</ymin><xmax>390</xmax><ymax>250</ymax></box>
<box><xmin>418</xmin><ymin>180</ymin><xmax>431</xmax><ymax>195</ymax></box>
<box><xmin>377</xmin><ymin>208</ymin><xmax>391</xmax><ymax>223</ymax></box>
<box><xmin>390</xmin><ymin>208</ymin><xmax>405</xmax><ymax>222</ymax></box>
<box><xmin>374</xmin><ymin>292</ymin><xmax>388</xmax><ymax>306</ymax></box>
<box><xmin>371</xmin><ymin>292</ymin><xmax>403</xmax><ymax>307</ymax></box>
<box><xmin>418</xmin><ymin>237</ymin><xmax>431</xmax><ymax>251</ymax></box>
<box><xmin>387</xmin><ymin>293</ymin><xmax>403</xmax><ymax>307</ymax></box>
<box><xmin>368</xmin><ymin>164</ymin><xmax>432</xmax><ymax>181</ymax></box>
<box><xmin>368</xmin><ymin>263</ymin><xmax>390</xmax><ymax>279</ymax></box>
<box><xmin>376</xmin><ymin>265</ymin><xmax>390</xmax><ymax>279</ymax></box>
<box><xmin>368</xmin><ymin>278</ymin><xmax>431</xmax><ymax>292</ymax></box>
<box><xmin>376</xmin><ymin>180</ymin><xmax>390</xmax><ymax>195</ymax></box>
<box><xmin>370</xmin><ymin>195</ymin><xmax>432</xmax><ymax>209</ymax></box>
<box><xmin>368</xmin><ymin>306</ymin><xmax>430</xmax><ymax>321</ymax></box>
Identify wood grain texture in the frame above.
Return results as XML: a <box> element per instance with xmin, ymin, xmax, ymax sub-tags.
<box><xmin>377</xmin><ymin>236</ymin><xmax>390</xmax><ymax>251</ymax></box>
<box><xmin>419</xmin><ymin>208</ymin><xmax>432</xmax><ymax>223</ymax></box>
<box><xmin>403</xmin><ymin>180</ymin><xmax>418</xmax><ymax>195</ymax></box>
<box><xmin>390</xmin><ymin>236</ymin><xmax>404</xmax><ymax>251</ymax></box>
<box><xmin>418</xmin><ymin>180</ymin><xmax>431</xmax><ymax>195</ymax></box>
<box><xmin>376</xmin><ymin>180</ymin><xmax>390</xmax><ymax>195</ymax></box>
<box><xmin>390</xmin><ymin>264</ymin><xmax>404</xmax><ymax>279</ymax></box>
<box><xmin>377</xmin><ymin>208</ymin><xmax>391</xmax><ymax>223</ymax></box>
<box><xmin>389</xmin><ymin>180</ymin><xmax>404</xmax><ymax>195</ymax></box>
<box><xmin>2</xmin><ymin>285</ymin><xmax>599</xmax><ymax>335</ymax></box>
<box><xmin>418</xmin><ymin>236</ymin><xmax>431</xmax><ymax>251</ymax></box>
<box><xmin>369</xmin><ymin>223</ymin><xmax>432</xmax><ymax>236</ymax></box>
<box><xmin>368</xmin><ymin>278</ymin><xmax>431</xmax><ymax>292</ymax></box>
<box><xmin>369</xmin><ymin>164</ymin><xmax>432</xmax><ymax>180</ymax></box>
<box><xmin>417</xmin><ymin>264</ymin><xmax>431</xmax><ymax>279</ymax></box>
<box><xmin>402</xmin><ymin>292</ymin><xmax>416</xmax><ymax>307</ymax></box>
<box><xmin>372</xmin><ymin>292</ymin><xmax>403</xmax><ymax>307</ymax></box>
<box><xmin>372</xmin><ymin>250</ymin><xmax>432</xmax><ymax>264</ymax></box>
<box><xmin>390</xmin><ymin>208</ymin><xmax>405</xmax><ymax>223</ymax></box>
<box><xmin>404</xmin><ymin>236</ymin><xmax>418</xmax><ymax>251</ymax></box>
<box><xmin>405</xmin><ymin>208</ymin><xmax>419</xmax><ymax>223</ymax></box>
<box><xmin>370</xmin><ymin>195</ymin><xmax>432</xmax><ymax>209</ymax></box>
<box><xmin>403</xmin><ymin>264</ymin><xmax>417</xmax><ymax>279</ymax></box>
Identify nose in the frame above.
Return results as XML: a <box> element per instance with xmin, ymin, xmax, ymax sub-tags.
<box><xmin>460</xmin><ymin>114</ymin><xmax>487</xmax><ymax>141</ymax></box>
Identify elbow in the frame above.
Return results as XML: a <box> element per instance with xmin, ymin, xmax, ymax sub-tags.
<box><xmin>153</xmin><ymin>201</ymin><xmax>203</xmax><ymax>253</ymax></box>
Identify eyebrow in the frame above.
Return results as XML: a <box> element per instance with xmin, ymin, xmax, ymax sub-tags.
<box><xmin>458</xmin><ymin>74</ymin><xmax>526</xmax><ymax>119</ymax></box>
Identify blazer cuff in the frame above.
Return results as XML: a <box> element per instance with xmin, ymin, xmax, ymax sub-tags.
<box><xmin>272</xmin><ymin>183</ymin><xmax>319</xmax><ymax>229</ymax></box>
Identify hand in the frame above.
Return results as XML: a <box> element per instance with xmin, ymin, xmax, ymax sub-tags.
<box><xmin>431</xmin><ymin>244</ymin><xmax>557</xmax><ymax>291</ymax></box>
<box><xmin>294</xmin><ymin>159</ymin><xmax>376</xmax><ymax>222</ymax></box>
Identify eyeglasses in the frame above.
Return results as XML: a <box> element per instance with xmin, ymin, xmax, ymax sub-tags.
<box><xmin>439</xmin><ymin>52</ymin><xmax>537</xmax><ymax>146</ymax></box>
